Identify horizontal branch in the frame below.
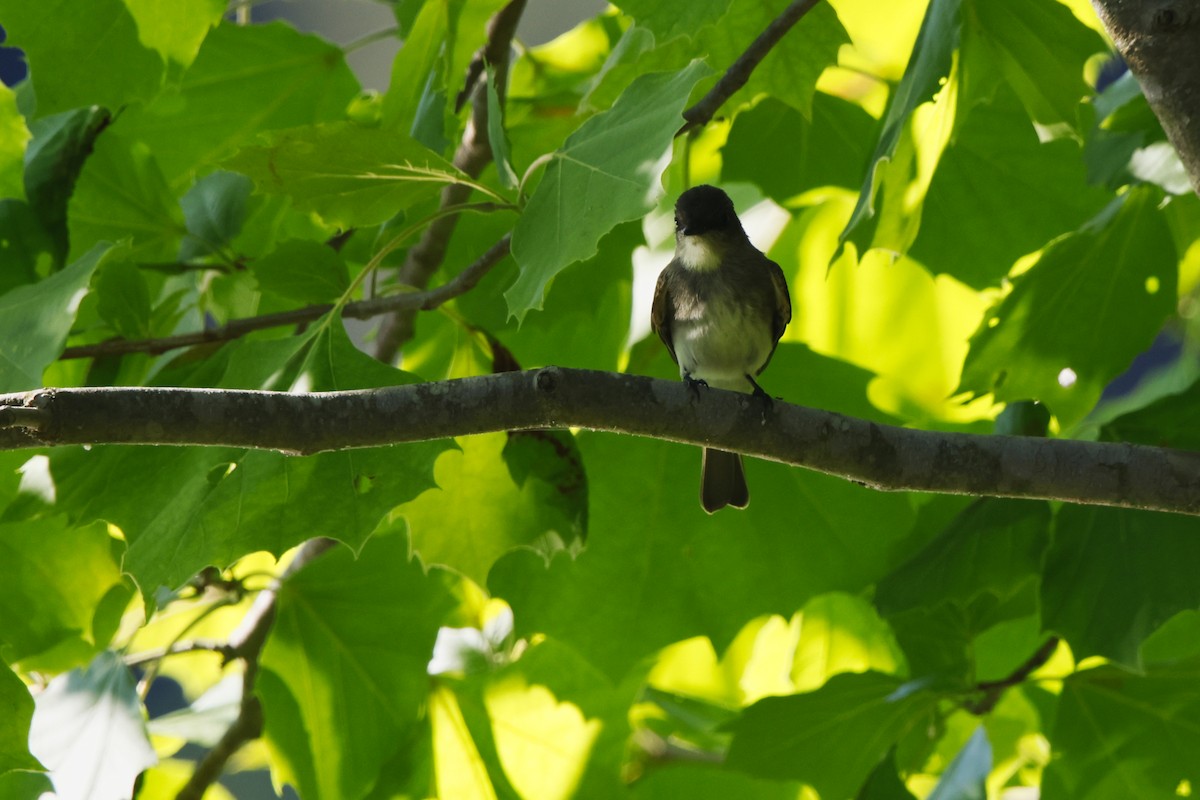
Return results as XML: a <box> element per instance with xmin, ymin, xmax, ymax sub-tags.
<box><xmin>59</xmin><ymin>235</ymin><xmax>512</xmax><ymax>361</ymax></box>
<box><xmin>1</xmin><ymin>368</ymin><xmax>1197</xmax><ymax>515</ymax></box>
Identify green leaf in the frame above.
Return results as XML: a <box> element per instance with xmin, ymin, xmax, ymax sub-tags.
<box><xmin>0</xmin><ymin>517</ymin><xmax>128</xmax><ymax>671</ymax></box>
<box><xmin>259</xmin><ymin>534</ymin><xmax>459</xmax><ymax>800</ymax></box>
<box><xmin>960</xmin><ymin>0</ymin><xmax>1104</xmax><ymax>127</ymax></box>
<box><xmin>114</xmin><ymin>22</ymin><xmax>360</xmax><ymax>187</ymax></box>
<box><xmin>722</xmin><ymin>94</ymin><xmax>875</xmax><ymax>203</ymax></box>
<box><xmin>179</xmin><ymin>171</ymin><xmax>253</xmax><ymax>261</ymax></box>
<box><xmin>94</xmin><ymin>259</ymin><xmax>152</xmax><ymax>339</ymax></box>
<box><xmin>725</xmin><ymin>672</ymin><xmax>940</xmax><ymax>794</ymax></box>
<box><xmin>0</xmin><ymin>0</ymin><xmax>164</xmax><ymax>117</ymax></box>
<box><xmin>926</xmin><ymin>725</ymin><xmax>990</xmax><ymax>800</ymax></box>
<box><xmin>505</xmin><ymin>60</ymin><xmax>710</xmax><ymax>321</ymax></box>
<box><xmin>631</xmin><ymin>765</ymin><xmax>801</xmax><ymax>799</ymax></box>
<box><xmin>610</xmin><ymin>0</ymin><xmax>731</xmax><ymax>43</ymax></box>
<box><xmin>145</xmin><ymin>677</ymin><xmax>240</xmax><ymax>747</ymax></box>
<box><xmin>23</xmin><ymin>106</ymin><xmax>112</xmax><ymax>267</ymax></box>
<box><xmin>791</xmin><ymin>593</ymin><xmax>908</xmax><ymax>690</ymax></box>
<box><xmin>119</xmin><ymin>0</ymin><xmax>225</xmax><ymax>73</ymax></box>
<box><xmin>226</xmin><ymin>122</ymin><xmax>471</xmax><ymax>228</ymax></box>
<box><xmin>1043</xmin><ymin>662</ymin><xmax>1200</xmax><ymax>799</ymax></box>
<box><xmin>67</xmin><ymin>130</ymin><xmax>186</xmax><ymax>263</ymax></box>
<box><xmin>957</xmin><ymin>187</ymin><xmax>1177</xmax><ymax>428</ymax></box>
<box><xmin>0</xmin><ymin>82</ymin><xmax>29</xmax><ymax>201</ymax></box>
<box><xmin>0</xmin><ymin>770</ymin><xmax>53</xmax><ymax>800</ymax></box>
<box><xmin>590</xmin><ymin>1</ymin><xmax>846</xmax><ymax>121</ymax></box>
<box><xmin>0</xmin><ymin>242</ymin><xmax>110</xmax><ymax>392</ymax></box>
<box><xmin>397</xmin><ymin>431</ymin><xmax>586</xmax><ymax>586</ymax></box>
<box><xmin>1100</xmin><ymin>378</ymin><xmax>1200</xmax><ymax>450</ymax></box>
<box><xmin>1083</xmin><ymin>72</ymin><xmax>1167</xmax><ymax>189</ymax></box>
<box><xmin>0</xmin><ymin>665</ymin><xmax>41</xmax><ymax>774</ymax></box>
<box><xmin>838</xmin><ymin>0</ymin><xmax>962</xmax><ymax>259</ymax></box>
<box><xmin>707</xmin><ymin>0</ymin><xmax>848</xmax><ymax>118</ymax></box>
<box><xmin>51</xmin><ymin>321</ymin><xmax>448</xmax><ymax>596</ymax></box>
<box><xmin>253</xmin><ymin>239</ymin><xmax>350</xmax><ymax>304</ymax></box>
<box><xmin>910</xmin><ymin>86</ymin><xmax>1110</xmax><ymax>289</ymax></box>
<box><xmin>485</xmin><ymin>67</ymin><xmax>519</xmax><ymax>190</ymax></box>
<box><xmin>1041</xmin><ymin>506</ymin><xmax>1200</xmax><ymax>666</ymax></box>
<box><xmin>0</xmin><ymin>201</ymin><xmax>53</xmax><ymax>294</ymax></box>
<box><xmin>858</xmin><ymin>750</ymin><xmax>919</xmax><ymax>800</ymax></box>
<box><xmin>875</xmin><ymin>500</ymin><xmax>1050</xmax><ymax>617</ymax></box>
<box><xmin>474</xmin><ymin>221</ymin><xmax>637</xmax><ymax>372</ymax></box>
<box><xmin>491</xmin><ymin>421</ymin><xmax>915</xmax><ymax>681</ymax></box>
<box><xmin>28</xmin><ymin>651</ymin><xmax>156</xmax><ymax>800</ymax></box>
<box><xmin>381</xmin><ymin>0</ymin><xmax>447</xmax><ymax>132</ymax></box>
<box><xmin>441</xmin><ymin>636</ymin><xmax>636</xmax><ymax>799</ymax></box>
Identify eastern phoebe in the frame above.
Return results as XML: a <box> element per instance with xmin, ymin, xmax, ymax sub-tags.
<box><xmin>651</xmin><ymin>185</ymin><xmax>792</xmax><ymax>513</ymax></box>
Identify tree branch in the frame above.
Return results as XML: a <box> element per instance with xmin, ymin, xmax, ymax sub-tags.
<box><xmin>678</xmin><ymin>0</ymin><xmax>824</xmax><ymax>136</ymax></box>
<box><xmin>1091</xmin><ymin>0</ymin><xmax>1200</xmax><ymax>193</ymax></box>
<box><xmin>373</xmin><ymin>0</ymin><xmax>527</xmax><ymax>362</ymax></box>
<box><xmin>125</xmin><ymin>639</ymin><xmax>237</xmax><ymax>669</ymax></box>
<box><xmin>58</xmin><ymin>235</ymin><xmax>511</xmax><ymax>361</ymax></box>
<box><xmin>174</xmin><ymin>538</ymin><xmax>337</xmax><ymax>800</ymax></box>
<box><xmin>2</xmin><ymin>368</ymin><xmax>1197</xmax><ymax>515</ymax></box>
<box><xmin>967</xmin><ymin>637</ymin><xmax>1060</xmax><ymax>715</ymax></box>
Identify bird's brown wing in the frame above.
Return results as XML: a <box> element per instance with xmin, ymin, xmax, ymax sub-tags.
<box><xmin>767</xmin><ymin>256</ymin><xmax>792</xmax><ymax>344</ymax></box>
<box><xmin>651</xmin><ymin>265</ymin><xmax>679</xmax><ymax>364</ymax></box>
<box><xmin>756</xmin><ymin>255</ymin><xmax>792</xmax><ymax>375</ymax></box>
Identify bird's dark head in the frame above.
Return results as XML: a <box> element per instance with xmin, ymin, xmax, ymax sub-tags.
<box><xmin>674</xmin><ymin>185</ymin><xmax>742</xmax><ymax>237</ymax></box>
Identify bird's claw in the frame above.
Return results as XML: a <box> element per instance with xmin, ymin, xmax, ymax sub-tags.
<box><xmin>684</xmin><ymin>374</ymin><xmax>708</xmax><ymax>400</ymax></box>
<box><xmin>746</xmin><ymin>374</ymin><xmax>773</xmax><ymax>408</ymax></box>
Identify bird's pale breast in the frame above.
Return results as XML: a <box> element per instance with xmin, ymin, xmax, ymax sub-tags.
<box><xmin>671</xmin><ymin>291</ymin><xmax>773</xmax><ymax>392</ymax></box>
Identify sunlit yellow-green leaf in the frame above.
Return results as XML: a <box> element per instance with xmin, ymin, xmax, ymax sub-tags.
<box><xmin>486</xmin><ymin>676</ymin><xmax>600</xmax><ymax>800</ymax></box>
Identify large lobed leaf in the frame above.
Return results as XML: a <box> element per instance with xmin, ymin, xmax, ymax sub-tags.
<box><xmin>491</xmin><ymin>379</ymin><xmax>916</xmax><ymax>681</ymax></box>
<box><xmin>958</xmin><ymin>187</ymin><xmax>1177</xmax><ymax>428</ymax></box>
<box><xmin>1041</xmin><ymin>505</ymin><xmax>1200</xmax><ymax>666</ymax></box>
<box><xmin>28</xmin><ymin>652</ymin><xmax>156</xmax><ymax>800</ymax></box>
<box><xmin>0</xmin><ymin>516</ymin><xmax>128</xmax><ymax>673</ymax></box>
<box><xmin>259</xmin><ymin>534</ymin><xmax>459</xmax><ymax>800</ymax></box>
<box><xmin>725</xmin><ymin>671</ymin><xmax>940</xmax><ymax>796</ymax></box>
<box><xmin>1043</xmin><ymin>661</ymin><xmax>1200</xmax><ymax>798</ymax></box>
<box><xmin>0</xmin><ymin>664</ymin><xmax>42</xmax><ymax>775</ymax></box>
<box><xmin>837</xmin><ymin>0</ymin><xmax>962</xmax><ymax>258</ymax></box>
<box><xmin>910</xmin><ymin>86</ymin><xmax>1110</xmax><ymax>288</ymax></box>
<box><xmin>226</xmin><ymin>122</ymin><xmax>472</xmax><ymax>229</ymax></box>
<box><xmin>49</xmin><ymin>320</ymin><xmax>449</xmax><ymax>597</ymax></box>
<box><xmin>0</xmin><ymin>243</ymin><xmax>111</xmax><ymax>393</ymax></box>
<box><xmin>0</xmin><ymin>0</ymin><xmax>163</xmax><ymax>117</ymax></box>
<box><xmin>505</xmin><ymin>60</ymin><xmax>710</xmax><ymax>321</ymax></box>
<box><xmin>115</xmin><ymin>22</ymin><xmax>360</xmax><ymax>187</ymax></box>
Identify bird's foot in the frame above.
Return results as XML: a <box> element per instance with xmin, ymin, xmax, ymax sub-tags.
<box><xmin>684</xmin><ymin>373</ymin><xmax>708</xmax><ymax>401</ymax></box>
<box><xmin>746</xmin><ymin>374</ymin><xmax>773</xmax><ymax>408</ymax></box>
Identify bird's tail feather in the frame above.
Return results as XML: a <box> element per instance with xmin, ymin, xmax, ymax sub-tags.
<box><xmin>701</xmin><ymin>448</ymin><xmax>749</xmax><ymax>514</ymax></box>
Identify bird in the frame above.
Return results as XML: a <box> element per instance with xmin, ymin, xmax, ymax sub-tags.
<box><xmin>651</xmin><ymin>184</ymin><xmax>792</xmax><ymax>513</ymax></box>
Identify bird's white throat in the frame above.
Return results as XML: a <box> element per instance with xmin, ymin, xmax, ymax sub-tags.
<box><xmin>677</xmin><ymin>235</ymin><xmax>722</xmax><ymax>272</ymax></box>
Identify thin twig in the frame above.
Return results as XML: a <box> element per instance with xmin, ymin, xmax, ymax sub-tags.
<box><xmin>372</xmin><ymin>0</ymin><xmax>528</xmax><ymax>363</ymax></box>
<box><xmin>58</xmin><ymin>235</ymin><xmax>511</xmax><ymax>361</ymax></box>
<box><xmin>678</xmin><ymin>0</ymin><xmax>825</xmax><ymax>136</ymax></box>
<box><xmin>125</xmin><ymin>640</ymin><xmax>237</xmax><ymax>669</ymax></box>
<box><xmin>967</xmin><ymin>637</ymin><xmax>1061</xmax><ymax>715</ymax></box>
<box><xmin>174</xmin><ymin>538</ymin><xmax>337</xmax><ymax>800</ymax></box>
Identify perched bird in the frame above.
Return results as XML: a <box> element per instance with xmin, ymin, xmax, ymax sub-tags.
<box><xmin>651</xmin><ymin>185</ymin><xmax>792</xmax><ymax>513</ymax></box>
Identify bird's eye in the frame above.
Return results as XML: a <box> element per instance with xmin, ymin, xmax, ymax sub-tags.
<box><xmin>674</xmin><ymin>215</ymin><xmax>682</xmax><ymax>230</ymax></box>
